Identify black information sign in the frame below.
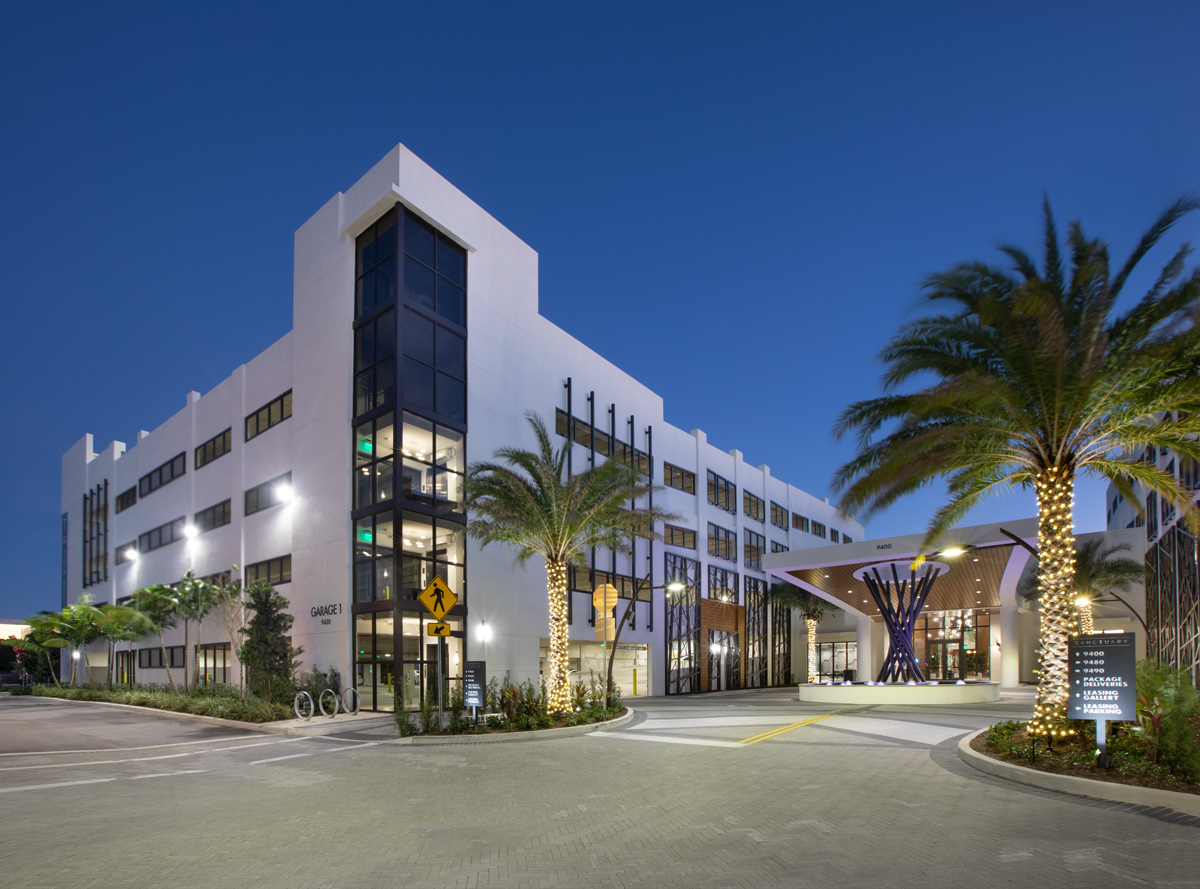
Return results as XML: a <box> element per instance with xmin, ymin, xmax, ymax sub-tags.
<box><xmin>464</xmin><ymin>660</ymin><xmax>486</xmax><ymax>709</ymax></box>
<box><xmin>1068</xmin><ymin>633</ymin><xmax>1136</xmax><ymax>721</ymax></box>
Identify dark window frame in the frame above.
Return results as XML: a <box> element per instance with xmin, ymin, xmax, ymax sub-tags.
<box><xmin>245</xmin><ymin>391</ymin><xmax>293</xmax><ymax>442</ymax></box>
<box><xmin>245</xmin><ymin>472</ymin><xmax>293</xmax><ymax>517</ymax></box>
<box><xmin>707</xmin><ymin>471</ymin><xmax>736</xmax><ymax>513</ymax></box>
<box><xmin>195</xmin><ymin>428</ymin><xmax>233</xmax><ymax>470</ymax></box>
<box><xmin>138</xmin><ymin>453</ymin><xmax>186</xmax><ymax>498</ymax></box>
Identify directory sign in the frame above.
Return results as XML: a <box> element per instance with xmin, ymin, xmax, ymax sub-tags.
<box><xmin>1068</xmin><ymin>633</ymin><xmax>1136</xmax><ymax>721</ymax></box>
<box><xmin>464</xmin><ymin>660</ymin><xmax>486</xmax><ymax>709</ymax></box>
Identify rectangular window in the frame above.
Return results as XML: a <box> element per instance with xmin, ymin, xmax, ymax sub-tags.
<box><xmin>245</xmin><ymin>472</ymin><xmax>292</xmax><ymax>517</ymax></box>
<box><xmin>664</xmin><ymin>524</ymin><xmax>696</xmax><ymax>549</ymax></box>
<box><xmin>137</xmin><ymin>517</ymin><xmax>186</xmax><ymax>554</ymax></box>
<box><xmin>810</xmin><ymin>520</ymin><xmax>827</xmax><ymax>539</ymax></box>
<box><xmin>194</xmin><ymin>499</ymin><xmax>232</xmax><ymax>534</ymax></box>
<box><xmin>743</xmin><ymin>491</ymin><xmax>765</xmax><ymax>522</ymax></box>
<box><xmin>792</xmin><ymin>512</ymin><xmax>809</xmax><ymax>533</ymax></box>
<box><xmin>707</xmin><ymin>522</ymin><xmax>736</xmax><ymax>562</ymax></box>
<box><xmin>82</xmin><ymin>481</ymin><xmax>108</xmax><ymax>588</ymax></box>
<box><xmin>830</xmin><ymin>529</ymin><xmax>840</xmax><ymax>544</ymax></box>
<box><xmin>138</xmin><ymin>647</ymin><xmax>163</xmax><ymax>669</ymax></box>
<box><xmin>771</xmin><ymin>540</ymin><xmax>787</xmax><ymax>553</ymax></box>
<box><xmin>245</xmin><ymin>555</ymin><xmax>292</xmax><ymax>586</ymax></box>
<box><xmin>402</xmin><ymin>308</ymin><xmax>465</xmax><ymax>423</ymax></box>
<box><xmin>115</xmin><ymin>486</ymin><xmax>137</xmax><ymax>513</ymax></box>
<box><xmin>664</xmin><ymin>462</ymin><xmax>696</xmax><ymax>495</ymax></box>
<box><xmin>770</xmin><ymin>501</ymin><xmax>787</xmax><ymax>529</ymax></box>
<box><xmin>707</xmin><ymin>471</ymin><xmax>736</xmax><ymax>513</ymax></box>
<box><xmin>245</xmin><ymin>390</ymin><xmax>293</xmax><ymax>442</ymax></box>
<box><xmin>138</xmin><ymin>453</ymin><xmax>186</xmax><ymax>498</ymax></box>
<box><xmin>708</xmin><ymin>565</ymin><xmax>739</xmax><ymax>604</ymax></box>
<box><xmin>744</xmin><ymin>529</ymin><xmax>765</xmax><ymax>570</ymax></box>
<box><xmin>195</xmin><ymin>427</ymin><xmax>232</xmax><ymax>470</ymax></box>
<box><xmin>842</xmin><ymin>535</ymin><xmax>853</xmax><ymax>545</ymax></box>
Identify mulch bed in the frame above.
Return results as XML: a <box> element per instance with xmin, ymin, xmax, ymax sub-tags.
<box><xmin>969</xmin><ymin>730</ymin><xmax>1200</xmax><ymax>796</ymax></box>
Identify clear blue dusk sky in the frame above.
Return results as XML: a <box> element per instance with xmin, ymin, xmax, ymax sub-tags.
<box><xmin>2</xmin><ymin>2</ymin><xmax>1197</xmax><ymax>619</ymax></box>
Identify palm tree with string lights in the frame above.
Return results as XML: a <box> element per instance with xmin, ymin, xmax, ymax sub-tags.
<box><xmin>464</xmin><ymin>412</ymin><xmax>676</xmax><ymax>713</ymax></box>
<box><xmin>833</xmin><ymin>195</ymin><xmax>1200</xmax><ymax>738</ymax></box>
<box><xmin>770</xmin><ymin>581</ymin><xmax>837</xmax><ymax>683</ymax></box>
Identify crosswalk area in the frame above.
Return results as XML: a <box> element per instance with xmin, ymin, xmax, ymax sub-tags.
<box><xmin>0</xmin><ymin>735</ymin><xmax>380</xmax><ymax>795</ymax></box>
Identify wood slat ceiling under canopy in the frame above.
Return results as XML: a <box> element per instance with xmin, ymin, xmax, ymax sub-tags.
<box><xmin>783</xmin><ymin>543</ymin><xmax>1016</xmax><ymax>616</ymax></box>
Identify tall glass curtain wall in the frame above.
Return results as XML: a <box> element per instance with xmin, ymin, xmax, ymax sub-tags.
<box><xmin>352</xmin><ymin>207</ymin><xmax>468</xmax><ymax>710</ymax></box>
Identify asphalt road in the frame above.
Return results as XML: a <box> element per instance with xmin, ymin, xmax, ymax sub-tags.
<box><xmin>2</xmin><ymin>689</ymin><xmax>1197</xmax><ymax>888</ymax></box>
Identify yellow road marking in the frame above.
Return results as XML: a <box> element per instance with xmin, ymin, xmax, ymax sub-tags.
<box><xmin>740</xmin><ymin>714</ymin><xmax>833</xmax><ymax>745</ymax></box>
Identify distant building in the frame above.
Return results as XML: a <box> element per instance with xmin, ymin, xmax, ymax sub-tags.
<box><xmin>1107</xmin><ymin>436</ymin><xmax>1200</xmax><ymax>685</ymax></box>
<box><xmin>61</xmin><ymin>143</ymin><xmax>862</xmax><ymax>705</ymax></box>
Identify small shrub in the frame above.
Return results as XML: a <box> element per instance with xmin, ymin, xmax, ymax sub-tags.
<box><xmin>571</xmin><ymin>681</ymin><xmax>588</xmax><ymax>712</ymax></box>
<box><xmin>419</xmin><ymin>688</ymin><xmax>439</xmax><ymax>734</ymax></box>
<box><xmin>986</xmin><ymin>720</ymin><xmax>1023</xmax><ymax>754</ymax></box>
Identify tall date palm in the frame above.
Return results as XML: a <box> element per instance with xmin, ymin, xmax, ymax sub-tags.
<box><xmin>465</xmin><ymin>413</ymin><xmax>674</xmax><ymax>713</ymax></box>
<box><xmin>833</xmin><ymin>196</ymin><xmax>1200</xmax><ymax>733</ymax></box>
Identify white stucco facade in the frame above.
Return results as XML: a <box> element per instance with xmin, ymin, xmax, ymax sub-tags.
<box><xmin>61</xmin><ymin>143</ymin><xmax>863</xmax><ymax>705</ymax></box>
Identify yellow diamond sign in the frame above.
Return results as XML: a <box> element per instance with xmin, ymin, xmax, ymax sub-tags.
<box><xmin>418</xmin><ymin>576</ymin><xmax>457</xmax><ymax>622</ymax></box>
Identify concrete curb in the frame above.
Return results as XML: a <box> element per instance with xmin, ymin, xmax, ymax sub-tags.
<box><xmin>27</xmin><ymin>694</ymin><xmax>392</xmax><ymax>737</ymax></box>
<box><xmin>395</xmin><ymin>708</ymin><xmax>635</xmax><ymax>745</ymax></box>
<box><xmin>958</xmin><ymin>727</ymin><xmax>1200</xmax><ymax>817</ymax></box>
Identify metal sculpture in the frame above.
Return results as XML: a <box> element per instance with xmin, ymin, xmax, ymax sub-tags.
<box><xmin>853</xmin><ymin>561</ymin><xmax>949</xmax><ymax>683</ymax></box>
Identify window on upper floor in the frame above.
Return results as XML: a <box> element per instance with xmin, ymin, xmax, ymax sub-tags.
<box><xmin>792</xmin><ymin>512</ymin><xmax>809</xmax><ymax>533</ymax></box>
<box><xmin>743</xmin><ymin>491</ymin><xmax>765</xmax><ymax>523</ymax></box>
<box><xmin>194</xmin><ymin>499</ymin><xmax>232</xmax><ymax>534</ymax></box>
<box><xmin>771</xmin><ymin>540</ymin><xmax>787</xmax><ymax>553</ymax></box>
<box><xmin>708</xmin><ymin>522</ymin><xmax>736</xmax><ymax>562</ymax></box>
<box><xmin>664</xmin><ymin>524</ymin><xmax>696</xmax><ymax>549</ymax></box>
<box><xmin>770</xmin><ymin>501</ymin><xmax>787</xmax><ymax>529</ymax></box>
<box><xmin>842</xmin><ymin>535</ymin><xmax>853</xmax><ymax>544</ymax></box>
<box><xmin>708</xmin><ymin>565</ymin><xmax>739</xmax><ymax>604</ymax></box>
<box><xmin>830</xmin><ymin>529</ymin><xmax>840</xmax><ymax>544</ymax></box>
<box><xmin>245</xmin><ymin>391</ymin><xmax>292</xmax><ymax>442</ymax></box>
<box><xmin>245</xmin><ymin>555</ymin><xmax>292</xmax><ymax>587</ymax></box>
<box><xmin>115</xmin><ymin>486</ymin><xmax>137</xmax><ymax>514</ymax></box>
<box><xmin>195</xmin><ymin>428</ymin><xmax>232</xmax><ymax>470</ymax></box>
<box><xmin>139</xmin><ymin>453</ymin><xmax>186</xmax><ymax>498</ymax></box>
<box><xmin>664</xmin><ymin>462</ymin><xmax>696</xmax><ymax>495</ymax></box>
<box><xmin>245</xmin><ymin>472</ymin><xmax>293</xmax><ymax>517</ymax></box>
<box><xmin>810</xmin><ymin>520</ymin><xmax>827</xmax><ymax>539</ymax></box>
<box><xmin>137</xmin><ymin>517</ymin><xmax>186</xmax><ymax>554</ymax></box>
<box><xmin>401</xmin><ymin>211</ymin><xmax>466</xmax><ymax>328</ymax></box>
<box><xmin>707</xmin><ymin>471</ymin><xmax>735</xmax><ymax>513</ymax></box>
<box><xmin>402</xmin><ymin>308</ymin><xmax>465</xmax><ymax>423</ymax></box>
<box><xmin>744</xmin><ymin>529</ymin><xmax>765</xmax><ymax>570</ymax></box>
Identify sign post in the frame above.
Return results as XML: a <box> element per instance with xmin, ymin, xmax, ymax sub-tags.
<box><xmin>1068</xmin><ymin>632</ymin><xmax>1136</xmax><ymax>768</ymax></box>
<box><xmin>464</xmin><ymin>660</ymin><xmax>485</xmax><ymax>724</ymax></box>
<box><xmin>418</xmin><ymin>577</ymin><xmax>459</xmax><ymax>730</ymax></box>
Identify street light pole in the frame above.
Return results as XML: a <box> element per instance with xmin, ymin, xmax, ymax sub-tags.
<box><xmin>602</xmin><ymin>575</ymin><xmax>684</xmax><ymax>709</ymax></box>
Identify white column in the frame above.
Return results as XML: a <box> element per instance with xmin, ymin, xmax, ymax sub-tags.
<box><xmin>997</xmin><ymin>543</ymin><xmax>1033</xmax><ymax>687</ymax></box>
<box><xmin>856</xmin><ymin>614</ymin><xmax>874</xmax><ymax>682</ymax></box>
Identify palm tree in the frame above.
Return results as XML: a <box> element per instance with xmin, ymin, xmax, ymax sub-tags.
<box><xmin>130</xmin><ymin>584</ymin><xmax>182</xmax><ymax>693</ymax></box>
<box><xmin>96</xmin><ymin>604</ymin><xmax>154</xmax><ymax>689</ymax></box>
<box><xmin>33</xmin><ymin>599</ymin><xmax>104</xmax><ymax>686</ymax></box>
<box><xmin>464</xmin><ymin>412</ymin><xmax>675</xmax><ymax>713</ymax></box>
<box><xmin>175</xmin><ymin>572</ymin><xmax>220</xmax><ymax>691</ymax></box>
<box><xmin>771</xmin><ymin>581</ymin><xmax>837</xmax><ymax>683</ymax></box>
<box><xmin>833</xmin><ymin>196</ymin><xmax>1200</xmax><ymax>734</ymax></box>
<box><xmin>23</xmin><ymin>613</ymin><xmax>70</xmax><ymax>687</ymax></box>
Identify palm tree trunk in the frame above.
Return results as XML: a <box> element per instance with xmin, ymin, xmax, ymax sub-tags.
<box><xmin>107</xmin><ymin>640</ymin><xmax>114</xmax><ymax>690</ymax></box>
<box><xmin>182</xmin><ymin>620</ymin><xmax>190</xmax><ymax>693</ymax></box>
<box><xmin>159</xmin><ymin>633</ymin><xmax>178</xmax><ymax>694</ymax></box>
<box><xmin>806</xmin><ymin>617</ymin><xmax>818</xmax><ymax>683</ymax></box>
<box><xmin>1031</xmin><ymin>465</ymin><xmax>1076</xmax><ymax>734</ymax></box>
<box><xmin>545</xmin><ymin>560</ymin><xmax>571</xmax><ymax>713</ymax></box>
<box><xmin>193</xmin><ymin>618</ymin><xmax>203</xmax><ymax>689</ymax></box>
<box><xmin>45</xmin><ymin>649</ymin><xmax>60</xmax><ymax>687</ymax></box>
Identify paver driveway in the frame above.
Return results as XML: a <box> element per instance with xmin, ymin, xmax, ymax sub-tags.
<box><xmin>2</xmin><ymin>689</ymin><xmax>1196</xmax><ymax>888</ymax></box>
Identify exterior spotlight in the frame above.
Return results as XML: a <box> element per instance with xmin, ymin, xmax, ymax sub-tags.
<box><xmin>939</xmin><ymin>546</ymin><xmax>966</xmax><ymax>558</ymax></box>
<box><xmin>275</xmin><ymin>483</ymin><xmax>294</xmax><ymax>502</ymax></box>
<box><xmin>183</xmin><ymin>524</ymin><xmax>199</xmax><ymax>538</ymax></box>
<box><xmin>126</xmin><ymin>548</ymin><xmax>139</xmax><ymax>561</ymax></box>
<box><xmin>477</xmin><ymin>622</ymin><xmax>493</xmax><ymax>642</ymax></box>
<box><xmin>665</xmin><ymin>581</ymin><xmax>685</xmax><ymax>593</ymax></box>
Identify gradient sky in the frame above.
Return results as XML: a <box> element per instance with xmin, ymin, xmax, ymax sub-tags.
<box><xmin>2</xmin><ymin>2</ymin><xmax>1198</xmax><ymax>619</ymax></box>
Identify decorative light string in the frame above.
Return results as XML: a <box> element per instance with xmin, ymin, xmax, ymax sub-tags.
<box><xmin>547</xmin><ymin>561</ymin><xmax>572</xmax><ymax>713</ymax></box>
<box><xmin>807</xmin><ymin>617</ymin><xmax>818</xmax><ymax>682</ymax></box>
<box><xmin>1028</xmin><ymin>465</ymin><xmax>1077</xmax><ymax>739</ymax></box>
